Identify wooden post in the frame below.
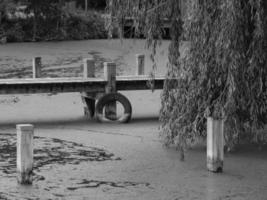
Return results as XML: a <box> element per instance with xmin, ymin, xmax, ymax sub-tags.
<box><xmin>104</xmin><ymin>62</ymin><xmax>117</xmax><ymax>120</ymax></box>
<box><xmin>85</xmin><ymin>0</ymin><xmax>88</xmax><ymax>12</ymax></box>
<box><xmin>17</xmin><ymin>124</ymin><xmax>34</xmax><ymax>184</ymax></box>
<box><xmin>136</xmin><ymin>54</ymin><xmax>145</xmax><ymax>75</ymax></box>
<box><xmin>33</xmin><ymin>57</ymin><xmax>42</xmax><ymax>78</ymax></box>
<box><xmin>83</xmin><ymin>58</ymin><xmax>95</xmax><ymax>78</ymax></box>
<box><xmin>207</xmin><ymin>117</ymin><xmax>224</xmax><ymax>173</ymax></box>
<box><xmin>81</xmin><ymin>58</ymin><xmax>96</xmax><ymax>118</ymax></box>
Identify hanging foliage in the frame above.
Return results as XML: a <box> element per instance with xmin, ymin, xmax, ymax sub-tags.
<box><xmin>164</xmin><ymin>0</ymin><xmax>267</xmax><ymax>154</ymax></box>
<box><xmin>108</xmin><ymin>0</ymin><xmax>267</xmax><ymax>158</ymax></box>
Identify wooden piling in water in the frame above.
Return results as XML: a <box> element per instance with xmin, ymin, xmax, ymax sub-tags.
<box><xmin>136</xmin><ymin>54</ymin><xmax>145</xmax><ymax>75</ymax></box>
<box><xmin>104</xmin><ymin>62</ymin><xmax>117</xmax><ymax>120</ymax></box>
<box><xmin>81</xmin><ymin>58</ymin><xmax>96</xmax><ymax>118</ymax></box>
<box><xmin>17</xmin><ymin>124</ymin><xmax>34</xmax><ymax>184</ymax></box>
<box><xmin>207</xmin><ymin>117</ymin><xmax>224</xmax><ymax>173</ymax></box>
<box><xmin>32</xmin><ymin>57</ymin><xmax>42</xmax><ymax>78</ymax></box>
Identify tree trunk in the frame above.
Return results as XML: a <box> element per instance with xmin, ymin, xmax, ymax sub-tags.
<box><xmin>0</xmin><ymin>12</ymin><xmax>2</xmax><ymax>25</ymax></box>
<box><xmin>33</xmin><ymin>16</ymin><xmax>37</xmax><ymax>41</ymax></box>
<box><xmin>59</xmin><ymin>0</ymin><xmax>65</xmax><ymax>7</ymax></box>
<box><xmin>85</xmin><ymin>0</ymin><xmax>88</xmax><ymax>12</ymax></box>
<box><xmin>32</xmin><ymin>8</ymin><xmax>38</xmax><ymax>41</ymax></box>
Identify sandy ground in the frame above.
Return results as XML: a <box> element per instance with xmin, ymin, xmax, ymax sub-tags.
<box><xmin>0</xmin><ymin>40</ymin><xmax>267</xmax><ymax>200</ymax></box>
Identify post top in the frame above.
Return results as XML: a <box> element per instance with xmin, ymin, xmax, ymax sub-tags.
<box><xmin>104</xmin><ymin>62</ymin><xmax>116</xmax><ymax>67</ymax></box>
<box><xmin>16</xmin><ymin>124</ymin><xmax>34</xmax><ymax>131</ymax></box>
<box><xmin>136</xmin><ymin>54</ymin><xmax>145</xmax><ymax>58</ymax></box>
<box><xmin>83</xmin><ymin>58</ymin><xmax>94</xmax><ymax>62</ymax></box>
<box><xmin>207</xmin><ymin>117</ymin><xmax>224</xmax><ymax>123</ymax></box>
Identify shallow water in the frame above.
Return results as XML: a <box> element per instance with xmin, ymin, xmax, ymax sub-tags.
<box><xmin>0</xmin><ymin>91</ymin><xmax>266</xmax><ymax>200</ymax></box>
<box><xmin>0</xmin><ymin>40</ymin><xmax>267</xmax><ymax>200</ymax></box>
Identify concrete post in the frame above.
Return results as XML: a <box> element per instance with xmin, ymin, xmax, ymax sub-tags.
<box><xmin>81</xmin><ymin>58</ymin><xmax>96</xmax><ymax>118</ymax></box>
<box><xmin>207</xmin><ymin>117</ymin><xmax>224</xmax><ymax>172</ymax></box>
<box><xmin>136</xmin><ymin>54</ymin><xmax>145</xmax><ymax>75</ymax></box>
<box><xmin>32</xmin><ymin>57</ymin><xmax>42</xmax><ymax>78</ymax></box>
<box><xmin>17</xmin><ymin>124</ymin><xmax>34</xmax><ymax>184</ymax></box>
<box><xmin>104</xmin><ymin>62</ymin><xmax>117</xmax><ymax>120</ymax></box>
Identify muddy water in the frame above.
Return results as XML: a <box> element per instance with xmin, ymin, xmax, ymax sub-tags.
<box><xmin>0</xmin><ymin>40</ymin><xmax>267</xmax><ymax>199</ymax></box>
<box><xmin>0</xmin><ymin>91</ymin><xmax>266</xmax><ymax>200</ymax></box>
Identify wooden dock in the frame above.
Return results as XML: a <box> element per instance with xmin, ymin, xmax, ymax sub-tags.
<box><xmin>0</xmin><ymin>54</ymin><xmax>166</xmax><ymax>122</ymax></box>
<box><xmin>0</xmin><ymin>75</ymin><xmax>165</xmax><ymax>95</ymax></box>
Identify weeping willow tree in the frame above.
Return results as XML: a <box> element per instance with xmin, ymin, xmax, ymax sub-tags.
<box><xmin>108</xmin><ymin>0</ymin><xmax>267</xmax><ymax>158</ymax></box>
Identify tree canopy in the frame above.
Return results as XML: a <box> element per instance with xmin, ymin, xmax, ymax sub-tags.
<box><xmin>0</xmin><ymin>0</ymin><xmax>16</xmax><ymax>24</ymax></box>
<box><xmin>108</xmin><ymin>0</ymin><xmax>267</xmax><ymax>158</ymax></box>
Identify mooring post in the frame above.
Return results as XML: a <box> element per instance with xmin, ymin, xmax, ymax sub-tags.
<box><xmin>83</xmin><ymin>58</ymin><xmax>95</xmax><ymax>79</ymax></box>
<box><xmin>17</xmin><ymin>124</ymin><xmax>34</xmax><ymax>184</ymax></box>
<box><xmin>136</xmin><ymin>54</ymin><xmax>145</xmax><ymax>75</ymax></box>
<box><xmin>81</xmin><ymin>58</ymin><xmax>96</xmax><ymax>118</ymax></box>
<box><xmin>104</xmin><ymin>62</ymin><xmax>117</xmax><ymax>120</ymax></box>
<box><xmin>32</xmin><ymin>57</ymin><xmax>42</xmax><ymax>78</ymax></box>
<box><xmin>207</xmin><ymin>117</ymin><xmax>224</xmax><ymax>173</ymax></box>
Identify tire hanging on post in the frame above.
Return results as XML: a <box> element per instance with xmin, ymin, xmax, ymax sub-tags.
<box><xmin>95</xmin><ymin>92</ymin><xmax>132</xmax><ymax>123</ymax></box>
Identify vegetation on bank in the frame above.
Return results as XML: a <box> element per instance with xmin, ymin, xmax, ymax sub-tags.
<box><xmin>0</xmin><ymin>0</ymin><xmax>108</xmax><ymax>42</ymax></box>
<box><xmin>1</xmin><ymin>12</ymin><xmax>107</xmax><ymax>42</ymax></box>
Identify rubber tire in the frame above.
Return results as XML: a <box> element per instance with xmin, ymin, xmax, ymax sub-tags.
<box><xmin>95</xmin><ymin>92</ymin><xmax>132</xmax><ymax>123</ymax></box>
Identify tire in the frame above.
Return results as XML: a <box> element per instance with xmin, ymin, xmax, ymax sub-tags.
<box><xmin>95</xmin><ymin>92</ymin><xmax>132</xmax><ymax>123</ymax></box>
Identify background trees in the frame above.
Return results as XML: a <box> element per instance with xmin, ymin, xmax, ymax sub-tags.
<box><xmin>0</xmin><ymin>0</ymin><xmax>107</xmax><ymax>42</ymax></box>
<box><xmin>25</xmin><ymin>0</ymin><xmax>61</xmax><ymax>41</ymax></box>
<box><xmin>77</xmin><ymin>0</ymin><xmax>106</xmax><ymax>10</ymax></box>
<box><xmin>0</xmin><ymin>0</ymin><xmax>15</xmax><ymax>24</ymax></box>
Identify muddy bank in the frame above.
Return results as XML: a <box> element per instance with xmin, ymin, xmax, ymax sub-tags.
<box><xmin>0</xmin><ymin>133</ymin><xmax>120</xmax><ymax>178</ymax></box>
<box><xmin>0</xmin><ymin>39</ymin><xmax>170</xmax><ymax>79</ymax></box>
